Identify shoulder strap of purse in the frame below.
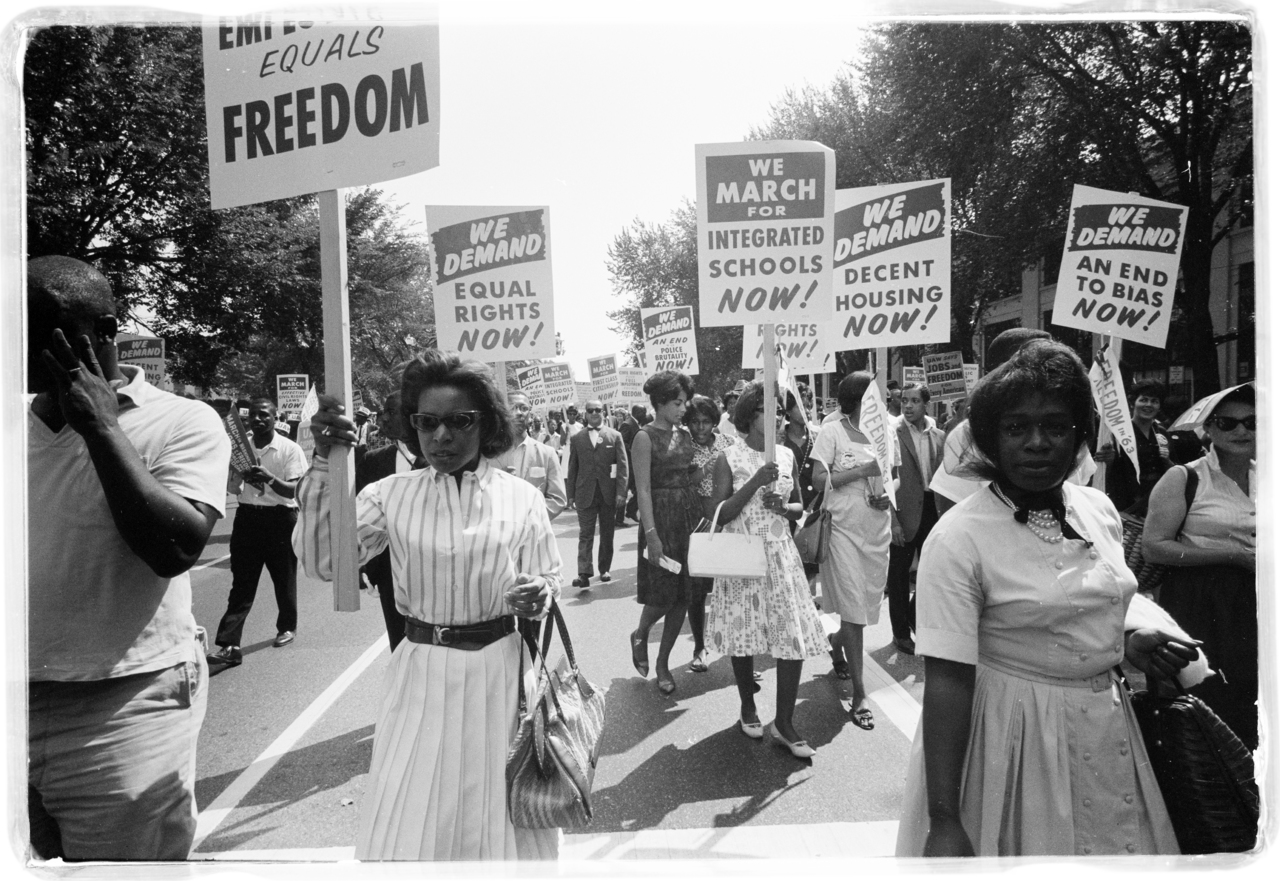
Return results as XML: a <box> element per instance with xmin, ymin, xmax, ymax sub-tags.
<box><xmin>1179</xmin><ymin>463</ymin><xmax>1199</xmax><ymax>532</ymax></box>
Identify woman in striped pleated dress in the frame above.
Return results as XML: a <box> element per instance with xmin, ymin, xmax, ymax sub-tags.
<box><xmin>296</xmin><ymin>351</ymin><xmax>562</xmax><ymax>861</ymax></box>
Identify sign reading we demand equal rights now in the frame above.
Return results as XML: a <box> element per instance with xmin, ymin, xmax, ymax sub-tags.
<box><xmin>696</xmin><ymin>141</ymin><xmax>836</xmax><ymax>327</ymax></box>
<box><xmin>832</xmin><ymin>179</ymin><xmax>951</xmax><ymax>349</ymax></box>
<box><xmin>1051</xmin><ymin>185</ymin><xmax>1188</xmax><ymax>348</ymax></box>
<box><xmin>203</xmin><ymin>15</ymin><xmax>440</xmax><ymax>209</ymax></box>
<box><xmin>427</xmin><ymin>206</ymin><xmax>558</xmax><ymax>360</ymax></box>
<box><xmin>641</xmin><ymin>305</ymin><xmax>699</xmax><ymax>374</ymax></box>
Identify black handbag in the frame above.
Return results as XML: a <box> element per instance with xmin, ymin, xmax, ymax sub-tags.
<box><xmin>793</xmin><ymin>506</ymin><xmax>831</xmax><ymax>565</ymax></box>
<box><xmin>1126</xmin><ymin>681</ymin><xmax>1259</xmax><ymax>853</ymax></box>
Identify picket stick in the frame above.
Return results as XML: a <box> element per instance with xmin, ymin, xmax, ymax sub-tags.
<box><xmin>319</xmin><ymin>189</ymin><xmax>360</xmax><ymax>612</ymax></box>
<box><xmin>495</xmin><ymin>360</ymin><xmax>508</xmax><ymax>404</ymax></box>
<box><xmin>763</xmin><ymin>325</ymin><xmax>777</xmax><ymax>472</ymax></box>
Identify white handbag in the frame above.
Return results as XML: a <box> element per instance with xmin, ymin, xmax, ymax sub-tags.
<box><xmin>686</xmin><ymin>501</ymin><xmax>768</xmax><ymax>579</ymax></box>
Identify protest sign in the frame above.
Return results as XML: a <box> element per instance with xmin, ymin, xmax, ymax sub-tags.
<box><xmin>276</xmin><ymin>373</ymin><xmax>309</xmax><ymax>420</ymax></box>
<box><xmin>514</xmin><ymin>365</ymin><xmax>548</xmax><ymax>412</ymax></box>
<box><xmin>588</xmin><ymin>354</ymin><xmax>621</xmax><ymax>404</ymax></box>
<box><xmin>618</xmin><ymin>367</ymin><xmax>648</xmax><ymax>408</ymax></box>
<box><xmin>696</xmin><ymin>141</ymin><xmax>836</xmax><ymax>327</ymax></box>
<box><xmin>641</xmin><ymin>305</ymin><xmax>699</xmax><ymax>374</ymax></box>
<box><xmin>222</xmin><ymin>409</ymin><xmax>259</xmax><ymax>477</ymax></box>
<box><xmin>1090</xmin><ymin>346</ymin><xmax>1140</xmax><ymax>476</ymax></box>
<box><xmin>831</xmin><ymin>179</ymin><xmax>951</xmax><ymax>351</ymax></box>
<box><xmin>923</xmin><ymin>351</ymin><xmax>967</xmax><ymax>401</ymax></box>
<box><xmin>203</xmin><ymin>14</ymin><xmax>440</xmax><ymax>209</ymax></box>
<box><xmin>574</xmin><ymin>382</ymin><xmax>593</xmax><ymax>409</ymax></box>
<box><xmin>963</xmin><ymin>363</ymin><xmax>979</xmax><ymax>393</ymax></box>
<box><xmin>1051</xmin><ymin>185</ymin><xmax>1188</xmax><ymax>347</ymax></box>
<box><xmin>117</xmin><ymin>336</ymin><xmax>165</xmax><ymax>387</ymax></box>
<box><xmin>902</xmin><ymin>365</ymin><xmax>925</xmax><ymax>386</ymax></box>
<box><xmin>297</xmin><ymin>384</ymin><xmax>319</xmax><ymax>458</ymax></box>
<box><xmin>859</xmin><ymin>379</ymin><xmax>896</xmax><ymax>510</ymax></box>
<box><xmin>426</xmin><ymin>206</ymin><xmax>557</xmax><ymax>360</ymax></box>
<box><xmin>539</xmin><ymin>361</ymin><xmax>576</xmax><ymax>410</ymax></box>
<box><xmin>742</xmin><ymin>322</ymin><xmax>835</xmax><ymax>375</ymax></box>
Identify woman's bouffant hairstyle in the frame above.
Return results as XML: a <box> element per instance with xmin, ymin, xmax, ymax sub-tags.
<box><xmin>399</xmin><ymin>350</ymin><xmax>516</xmax><ymax>459</ymax></box>
<box><xmin>732</xmin><ymin>381</ymin><xmax>784</xmax><ymax>433</ymax></box>
<box><xmin>683</xmin><ymin>394</ymin><xmax>721</xmax><ymax>427</ymax></box>
<box><xmin>837</xmin><ymin>371</ymin><xmax>873</xmax><ymax>415</ymax></box>
<box><xmin>644</xmin><ymin>370</ymin><xmax>694</xmax><ymax>408</ymax></box>
<box><xmin>967</xmin><ymin>340</ymin><xmax>1093</xmax><ymax>477</ymax></box>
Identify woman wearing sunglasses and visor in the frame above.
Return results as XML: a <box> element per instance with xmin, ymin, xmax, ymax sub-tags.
<box><xmin>1142</xmin><ymin>383</ymin><xmax>1257</xmax><ymax>749</ymax></box>
<box><xmin>295</xmin><ymin>351</ymin><xmax>562</xmax><ymax>861</ymax></box>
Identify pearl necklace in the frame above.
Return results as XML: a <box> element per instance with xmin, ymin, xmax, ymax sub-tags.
<box><xmin>991</xmin><ymin>483</ymin><xmax>1065</xmax><ymax>544</ymax></box>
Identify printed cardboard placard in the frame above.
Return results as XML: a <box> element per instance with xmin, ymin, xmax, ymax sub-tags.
<box><xmin>427</xmin><ymin>206</ymin><xmax>556</xmax><ymax>359</ymax></box>
<box><xmin>1051</xmin><ymin>184</ymin><xmax>1188</xmax><ymax>348</ymax></box>
<box><xmin>741</xmin><ymin>322</ymin><xmax>835</xmax><ymax>375</ymax></box>
<box><xmin>203</xmin><ymin>14</ymin><xmax>440</xmax><ymax>209</ymax></box>
<box><xmin>587</xmin><ymin>354</ymin><xmax>620</xmax><ymax>404</ymax></box>
<box><xmin>696</xmin><ymin>140</ymin><xmax>836</xmax><ymax>327</ymax></box>
<box><xmin>641</xmin><ymin>305</ymin><xmax>699</xmax><ymax>374</ymax></box>
<box><xmin>922</xmin><ymin>351</ymin><xmax>967</xmax><ymax>401</ymax></box>
<box><xmin>831</xmin><ymin>179</ymin><xmax>951</xmax><ymax>351</ymax></box>
<box><xmin>618</xmin><ymin>367</ymin><xmax>648</xmax><ymax>408</ymax></box>
<box><xmin>573</xmin><ymin>382</ymin><xmax>593</xmax><ymax>409</ymax></box>
<box><xmin>222</xmin><ymin>409</ymin><xmax>259</xmax><ymax>477</ymax></box>
<box><xmin>297</xmin><ymin>384</ymin><xmax>319</xmax><ymax>458</ymax></box>
<box><xmin>962</xmin><ymin>364</ymin><xmax>979</xmax><ymax>393</ymax></box>
<box><xmin>1090</xmin><ymin>346</ymin><xmax>1141</xmax><ymax>476</ymax></box>
<box><xmin>276</xmin><ymin>373</ymin><xmax>309</xmax><ymax>420</ymax></box>
<box><xmin>539</xmin><ymin>361</ymin><xmax>576</xmax><ymax>409</ymax></box>
<box><xmin>901</xmin><ymin>365</ymin><xmax>925</xmax><ymax>386</ymax></box>
<box><xmin>117</xmin><ymin>336</ymin><xmax>165</xmax><ymax>387</ymax></box>
<box><xmin>514</xmin><ymin>364</ymin><xmax>548</xmax><ymax>412</ymax></box>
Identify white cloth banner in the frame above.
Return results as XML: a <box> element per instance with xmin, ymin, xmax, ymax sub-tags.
<box><xmin>859</xmin><ymin>379</ymin><xmax>896</xmax><ymax>510</ymax></box>
<box><xmin>1089</xmin><ymin>345</ymin><xmax>1140</xmax><ymax>476</ymax></box>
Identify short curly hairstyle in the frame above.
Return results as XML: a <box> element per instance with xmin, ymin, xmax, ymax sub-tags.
<box><xmin>398</xmin><ymin>350</ymin><xmax>516</xmax><ymax>459</ymax></box>
<box><xmin>967</xmin><ymin>340</ymin><xmax>1093</xmax><ymax>477</ymax></box>
<box><xmin>683</xmin><ymin>394</ymin><xmax>720</xmax><ymax>426</ymax></box>
<box><xmin>837</xmin><ymin>372</ymin><xmax>873</xmax><ymax>415</ymax></box>
<box><xmin>732</xmin><ymin>381</ymin><xmax>784</xmax><ymax>433</ymax></box>
<box><xmin>644</xmin><ymin>370</ymin><xmax>694</xmax><ymax>408</ymax></box>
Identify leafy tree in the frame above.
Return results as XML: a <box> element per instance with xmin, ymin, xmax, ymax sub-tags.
<box><xmin>606</xmin><ymin>203</ymin><xmax>746</xmax><ymax>397</ymax></box>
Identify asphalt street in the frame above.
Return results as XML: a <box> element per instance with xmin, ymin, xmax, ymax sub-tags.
<box><xmin>188</xmin><ymin>495</ymin><xmax>926</xmax><ymax>862</ymax></box>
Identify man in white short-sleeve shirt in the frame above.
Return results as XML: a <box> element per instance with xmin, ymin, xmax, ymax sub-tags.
<box><xmin>27</xmin><ymin>257</ymin><xmax>230</xmax><ymax>860</ymax></box>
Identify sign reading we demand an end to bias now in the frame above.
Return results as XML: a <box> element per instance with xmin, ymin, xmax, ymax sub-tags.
<box><xmin>641</xmin><ymin>305</ymin><xmax>699</xmax><ymax>374</ymax></box>
<box><xmin>832</xmin><ymin>179</ymin><xmax>951</xmax><ymax>350</ymax></box>
<box><xmin>427</xmin><ymin>206</ymin><xmax>557</xmax><ymax>360</ymax></box>
<box><xmin>202</xmin><ymin>14</ymin><xmax>440</xmax><ymax>208</ymax></box>
<box><xmin>1051</xmin><ymin>185</ymin><xmax>1188</xmax><ymax>348</ymax></box>
<box><xmin>696</xmin><ymin>141</ymin><xmax>836</xmax><ymax>327</ymax></box>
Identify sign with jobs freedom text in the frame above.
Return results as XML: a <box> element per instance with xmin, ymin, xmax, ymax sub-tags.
<box><xmin>203</xmin><ymin>14</ymin><xmax>440</xmax><ymax>208</ymax></box>
<box><xmin>831</xmin><ymin>179</ymin><xmax>951</xmax><ymax>351</ymax></box>
<box><xmin>1051</xmin><ymin>184</ymin><xmax>1188</xmax><ymax>348</ymax></box>
<box><xmin>922</xmin><ymin>351</ymin><xmax>967</xmax><ymax>401</ymax></box>
<box><xmin>641</xmin><ymin>305</ymin><xmax>699</xmax><ymax>374</ymax></box>
<box><xmin>427</xmin><ymin>206</ymin><xmax>557</xmax><ymax>359</ymax></box>
<box><xmin>696</xmin><ymin>141</ymin><xmax>836</xmax><ymax>327</ymax></box>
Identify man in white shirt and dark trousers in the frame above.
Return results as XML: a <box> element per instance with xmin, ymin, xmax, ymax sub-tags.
<box><xmin>494</xmin><ymin>390</ymin><xmax>567</xmax><ymax>520</ymax></box>
<box><xmin>208</xmin><ymin>397</ymin><xmax>309</xmax><ymax>667</ymax></box>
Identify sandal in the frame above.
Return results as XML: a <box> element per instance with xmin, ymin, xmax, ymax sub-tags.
<box><xmin>630</xmin><ymin>630</ymin><xmax>649</xmax><ymax>678</ymax></box>
<box><xmin>688</xmin><ymin>651</ymin><xmax>709</xmax><ymax>673</ymax></box>
<box><xmin>831</xmin><ymin>660</ymin><xmax>850</xmax><ymax>680</ymax></box>
<box><xmin>657</xmin><ymin>673</ymin><xmax>676</xmax><ymax>696</ymax></box>
<box><xmin>850</xmin><ymin>705</ymin><xmax>875</xmax><ymax>730</ymax></box>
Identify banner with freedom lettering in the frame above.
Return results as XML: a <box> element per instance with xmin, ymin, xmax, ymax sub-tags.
<box><xmin>1051</xmin><ymin>185</ymin><xmax>1188</xmax><ymax>348</ymax></box>
<box><xmin>695</xmin><ymin>140</ymin><xmax>836</xmax><ymax>327</ymax></box>
<box><xmin>426</xmin><ymin>206</ymin><xmax>557</xmax><ymax>360</ymax></box>
<box><xmin>203</xmin><ymin>14</ymin><xmax>440</xmax><ymax>209</ymax></box>
<box><xmin>641</xmin><ymin>305</ymin><xmax>699</xmax><ymax>374</ymax></box>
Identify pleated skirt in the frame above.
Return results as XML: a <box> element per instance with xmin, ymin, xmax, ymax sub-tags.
<box><xmin>895</xmin><ymin>662</ymin><xmax>1179</xmax><ymax>857</ymax></box>
<box><xmin>355</xmin><ymin>633</ymin><xmax>560</xmax><ymax>861</ymax></box>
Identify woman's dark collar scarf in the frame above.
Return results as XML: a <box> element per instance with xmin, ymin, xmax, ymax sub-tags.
<box><xmin>990</xmin><ymin>477</ymin><xmax>1090</xmax><ymax>544</ymax></box>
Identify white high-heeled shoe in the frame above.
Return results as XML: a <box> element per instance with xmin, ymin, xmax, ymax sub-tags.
<box><xmin>766</xmin><ymin>722</ymin><xmax>816</xmax><ymax>759</ymax></box>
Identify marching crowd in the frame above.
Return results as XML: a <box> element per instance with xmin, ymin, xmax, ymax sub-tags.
<box><xmin>25</xmin><ymin>258</ymin><xmax>1256</xmax><ymax>863</ymax></box>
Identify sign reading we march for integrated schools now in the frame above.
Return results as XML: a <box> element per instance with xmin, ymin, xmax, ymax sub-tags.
<box><xmin>202</xmin><ymin>15</ymin><xmax>440</xmax><ymax>209</ymax></box>
<box><xmin>539</xmin><ymin>362</ymin><xmax>576</xmax><ymax>409</ymax></box>
<box><xmin>696</xmin><ymin>141</ymin><xmax>836</xmax><ymax>327</ymax></box>
<box><xmin>832</xmin><ymin>179</ymin><xmax>951</xmax><ymax>350</ymax></box>
<box><xmin>641</xmin><ymin>305</ymin><xmax>699</xmax><ymax>374</ymax></box>
<box><xmin>427</xmin><ymin>206</ymin><xmax>557</xmax><ymax>360</ymax></box>
<box><xmin>1051</xmin><ymin>185</ymin><xmax>1188</xmax><ymax>348</ymax></box>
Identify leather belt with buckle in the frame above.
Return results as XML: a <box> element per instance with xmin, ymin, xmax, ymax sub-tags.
<box><xmin>403</xmin><ymin>616</ymin><xmax>516</xmax><ymax>650</ymax></box>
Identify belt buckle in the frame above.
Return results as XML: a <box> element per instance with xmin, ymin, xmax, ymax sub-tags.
<box><xmin>433</xmin><ymin>625</ymin><xmax>455</xmax><ymax>646</ymax></box>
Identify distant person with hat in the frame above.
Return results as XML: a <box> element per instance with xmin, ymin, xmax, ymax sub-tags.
<box><xmin>354</xmin><ymin>405</ymin><xmax>373</xmax><ymax>452</ymax></box>
<box><xmin>718</xmin><ymin>380</ymin><xmax>747</xmax><ymax>437</ymax></box>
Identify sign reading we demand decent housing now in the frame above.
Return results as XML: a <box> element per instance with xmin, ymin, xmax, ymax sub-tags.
<box><xmin>203</xmin><ymin>16</ymin><xmax>440</xmax><ymax>209</ymax></box>
<box><xmin>696</xmin><ymin>141</ymin><xmax>836</xmax><ymax>327</ymax></box>
<box><xmin>1051</xmin><ymin>185</ymin><xmax>1188</xmax><ymax>348</ymax></box>
<box><xmin>427</xmin><ymin>207</ymin><xmax>558</xmax><ymax>360</ymax></box>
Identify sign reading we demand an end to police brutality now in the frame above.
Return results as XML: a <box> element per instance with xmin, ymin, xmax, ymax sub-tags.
<box><xmin>641</xmin><ymin>305</ymin><xmax>699</xmax><ymax>374</ymax></box>
<box><xmin>696</xmin><ymin>141</ymin><xmax>836</xmax><ymax>327</ymax></box>
<box><xmin>426</xmin><ymin>206</ymin><xmax>557</xmax><ymax>359</ymax></box>
<box><xmin>1051</xmin><ymin>185</ymin><xmax>1188</xmax><ymax>348</ymax></box>
<box><xmin>832</xmin><ymin>179</ymin><xmax>951</xmax><ymax>350</ymax></box>
<box><xmin>203</xmin><ymin>15</ymin><xmax>440</xmax><ymax>209</ymax></box>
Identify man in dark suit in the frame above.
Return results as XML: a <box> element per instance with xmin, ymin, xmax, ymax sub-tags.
<box><xmin>566</xmin><ymin>398</ymin><xmax>629</xmax><ymax>588</ymax></box>
<box><xmin>617</xmin><ymin>404</ymin><xmax>644</xmax><ymax>525</ymax></box>
<box><xmin>887</xmin><ymin>382</ymin><xmax>946</xmax><ymax>655</ymax></box>
<box><xmin>354</xmin><ymin>391</ymin><xmax>418</xmax><ymax>652</ymax></box>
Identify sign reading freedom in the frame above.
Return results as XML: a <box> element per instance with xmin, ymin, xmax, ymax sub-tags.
<box><xmin>202</xmin><ymin>14</ymin><xmax>440</xmax><ymax>209</ymax></box>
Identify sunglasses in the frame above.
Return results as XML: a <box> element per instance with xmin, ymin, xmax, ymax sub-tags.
<box><xmin>409</xmin><ymin>411</ymin><xmax>483</xmax><ymax>432</ymax></box>
<box><xmin>585</xmin><ymin>407</ymin><xmax>603</xmax><ymax>414</ymax></box>
<box><xmin>1207</xmin><ymin>415</ymin><xmax>1256</xmax><ymax>432</ymax></box>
